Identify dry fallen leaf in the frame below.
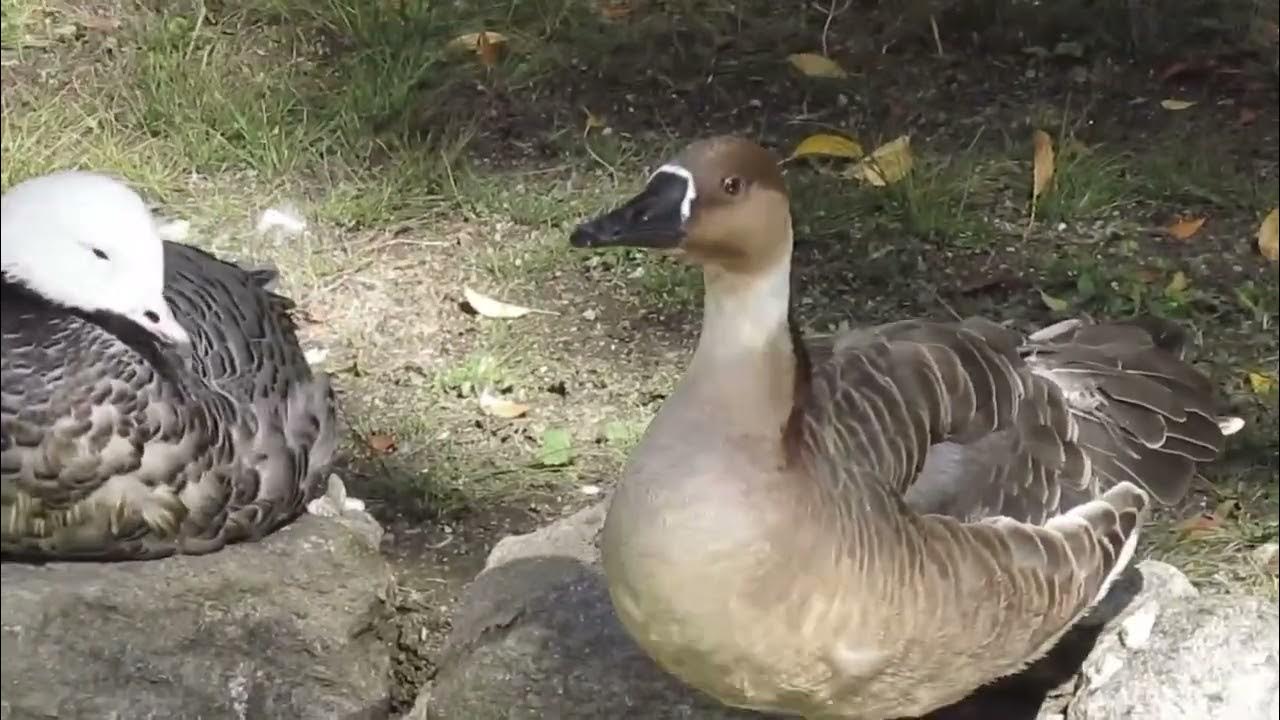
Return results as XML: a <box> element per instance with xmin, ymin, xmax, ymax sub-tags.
<box><xmin>463</xmin><ymin>287</ymin><xmax>556</xmax><ymax>318</ymax></box>
<box><xmin>1175</xmin><ymin>513</ymin><xmax>1221</xmax><ymax>537</ymax></box>
<box><xmin>447</xmin><ymin>31</ymin><xmax>509</xmax><ymax>59</ymax></box>
<box><xmin>850</xmin><ymin>135</ymin><xmax>913</xmax><ymax>186</ymax></box>
<box><xmin>788</xmin><ymin>133</ymin><xmax>864</xmax><ymax>161</ymax></box>
<box><xmin>1031</xmin><ymin>129</ymin><xmax>1056</xmax><ymax>200</ymax></box>
<box><xmin>1258</xmin><ymin>208</ymin><xmax>1279</xmax><ymax>262</ymax></box>
<box><xmin>367</xmin><ymin>433</ymin><xmax>397</xmax><ymax>453</ymax></box>
<box><xmin>583</xmin><ymin>107</ymin><xmax>606</xmax><ymax>134</ymax></box>
<box><xmin>1165</xmin><ymin>270</ymin><xmax>1189</xmax><ymax>294</ymax></box>
<box><xmin>479</xmin><ymin>389</ymin><xmax>530</xmax><ymax>419</ymax></box>
<box><xmin>1213</xmin><ymin>498</ymin><xmax>1242</xmax><ymax>522</ymax></box>
<box><xmin>1238</xmin><ymin>107</ymin><xmax>1259</xmax><ymax>126</ymax></box>
<box><xmin>1248</xmin><ymin>371</ymin><xmax>1277</xmax><ymax>394</ymax></box>
<box><xmin>1160</xmin><ymin>98</ymin><xmax>1197</xmax><ymax>111</ymax></box>
<box><xmin>1166</xmin><ymin>216</ymin><xmax>1206</xmax><ymax>240</ymax></box>
<box><xmin>787</xmin><ymin>53</ymin><xmax>848</xmax><ymax>79</ymax></box>
<box><xmin>597</xmin><ymin>0</ymin><xmax>634</xmax><ymax>19</ymax></box>
<box><xmin>1133</xmin><ymin>268</ymin><xmax>1163</xmax><ymax>284</ymax></box>
<box><xmin>476</xmin><ymin>28</ymin><xmax>501</xmax><ymax>67</ymax></box>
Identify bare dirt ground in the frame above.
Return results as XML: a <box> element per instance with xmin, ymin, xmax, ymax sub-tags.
<box><xmin>3</xmin><ymin>0</ymin><xmax>1277</xmax><ymax>711</ymax></box>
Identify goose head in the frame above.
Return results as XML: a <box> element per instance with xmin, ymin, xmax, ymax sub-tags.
<box><xmin>570</xmin><ymin>136</ymin><xmax>792</xmax><ymax>276</ymax></box>
<box><xmin>1</xmin><ymin>170</ymin><xmax>191</xmax><ymax>349</ymax></box>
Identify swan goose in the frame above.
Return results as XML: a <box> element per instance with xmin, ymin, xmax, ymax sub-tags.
<box><xmin>568</xmin><ymin>136</ymin><xmax>1243</xmax><ymax>719</ymax></box>
<box><xmin>1</xmin><ymin>170</ymin><xmax>337</xmax><ymax>561</ymax></box>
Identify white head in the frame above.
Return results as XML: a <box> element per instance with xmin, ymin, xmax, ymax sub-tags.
<box><xmin>1</xmin><ymin>170</ymin><xmax>190</xmax><ymax>348</ymax></box>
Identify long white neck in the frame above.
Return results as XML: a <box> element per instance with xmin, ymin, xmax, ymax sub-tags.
<box><xmin>691</xmin><ymin>237</ymin><xmax>794</xmax><ymax>368</ymax></box>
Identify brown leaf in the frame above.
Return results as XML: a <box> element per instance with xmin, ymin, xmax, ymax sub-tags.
<box><xmin>476</xmin><ymin>29</ymin><xmax>500</xmax><ymax>67</ymax></box>
<box><xmin>479</xmin><ymin>389</ymin><xmax>530</xmax><ymax>419</ymax></box>
<box><xmin>448</xmin><ymin>31</ymin><xmax>509</xmax><ymax>63</ymax></box>
<box><xmin>78</xmin><ymin>15</ymin><xmax>121</xmax><ymax>33</ymax></box>
<box><xmin>1032</xmin><ymin>130</ymin><xmax>1055</xmax><ymax>200</ymax></box>
<box><xmin>1259</xmin><ymin>208</ymin><xmax>1279</xmax><ymax>262</ymax></box>
<box><xmin>1157</xmin><ymin>59</ymin><xmax>1196</xmax><ymax>82</ymax></box>
<box><xmin>1133</xmin><ymin>267</ymin><xmax>1163</xmax><ymax>284</ymax></box>
<box><xmin>1175</xmin><ymin>513</ymin><xmax>1221</xmax><ymax>537</ymax></box>
<box><xmin>1166</xmin><ymin>216</ymin><xmax>1206</xmax><ymax>240</ymax></box>
<box><xmin>367</xmin><ymin>433</ymin><xmax>397</xmax><ymax>453</ymax></box>
<box><xmin>1238</xmin><ymin>107</ymin><xmax>1259</xmax><ymax>126</ymax></box>
<box><xmin>597</xmin><ymin>0</ymin><xmax>634</xmax><ymax>20</ymax></box>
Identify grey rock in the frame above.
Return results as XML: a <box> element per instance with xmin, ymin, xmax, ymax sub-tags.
<box><xmin>1</xmin><ymin>513</ymin><xmax>396</xmax><ymax>720</ymax></box>
<box><xmin>1067</xmin><ymin>593</ymin><xmax>1279</xmax><ymax>720</ymax></box>
<box><xmin>482</xmin><ymin>501</ymin><xmax>604</xmax><ymax>571</ymax></box>
<box><xmin>1079</xmin><ymin>559</ymin><xmax>1199</xmax><ymax>628</ymax></box>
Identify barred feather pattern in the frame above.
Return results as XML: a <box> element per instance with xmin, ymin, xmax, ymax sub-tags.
<box><xmin>1</xmin><ymin>241</ymin><xmax>337</xmax><ymax>561</ymax></box>
<box><xmin>775</xmin><ymin>315</ymin><xmax>1230</xmax><ymax>716</ymax></box>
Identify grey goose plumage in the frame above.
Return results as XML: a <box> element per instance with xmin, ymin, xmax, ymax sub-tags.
<box><xmin>1</xmin><ymin>170</ymin><xmax>337</xmax><ymax>561</ymax></box>
<box><xmin>569</xmin><ymin>137</ymin><xmax>1244</xmax><ymax>719</ymax></box>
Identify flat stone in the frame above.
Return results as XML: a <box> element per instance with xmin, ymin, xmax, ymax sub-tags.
<box><xmin>1068</xmin><ymin>594</ymin><xmax>1279</xmax><ymax>720</ymax></box>
<box><xmin>1</xmin><ymin>512</ymin><xmax>396</xmax><ymax>720</ymax></box>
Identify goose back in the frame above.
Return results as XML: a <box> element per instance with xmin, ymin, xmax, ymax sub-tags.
<box><xmin>0</xmin><ymin>242</ymin><xmax>336</xmax><ymax>561</ymax></box>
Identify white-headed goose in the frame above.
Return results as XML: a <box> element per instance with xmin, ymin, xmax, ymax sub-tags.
<box><xmin>1</xmin><ymin>170</ymin><xmax>337</xmax><ymax>561</ymax></box>
<box><xmin>568</xmin><ymin>136</ymin><xmax>1243</xmax><ymax>719</ymax></box>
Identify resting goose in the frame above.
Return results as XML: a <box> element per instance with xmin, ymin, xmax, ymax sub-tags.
<box><xmin>1</xmin><ymin>170</ymin><xmax>337</xmax><ymax>561</ymax></box>
<box><xmin>569</xmin><ymin>137</ymin><xmax>1243</xmax><ymax>719</ymax></box>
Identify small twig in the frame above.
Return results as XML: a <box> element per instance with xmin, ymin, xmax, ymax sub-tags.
<box><xmin>583</xmin><ymin>138</ymin><xmax>617</xmax><ymax>178</ymax></box>
<box><xmin>183</xmin><ymin>0</ymin><xmax>207</xmax><ymax>62</ymax></box>
<box><xmin>929</xmin><ymin>15</ymin><xmax>945</xmax><ymax>57</ymax></box>
<box><xmin>930</xmin><ymin>286</ymin><xmax>963</xmax><ymax>322</ymax></box>
<box><xmin>440</xmin><ymin>148</ymin><xmax>461</xmax><ymax>204</ymax></box>
<box><xmin>820</xmin><ymin>0</ymin><xmax>854</xmax><ymax>57</ymax></box>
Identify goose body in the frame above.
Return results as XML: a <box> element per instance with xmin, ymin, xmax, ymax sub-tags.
<box><xmin>569</xmin><ymin>137</ymin><xmax>1242</xmax><ymax>719</ymax></box>
<box><xmin>1</xmin><ymin>171</ymin><xmax>337</xmax><ymax>561</ymax></box>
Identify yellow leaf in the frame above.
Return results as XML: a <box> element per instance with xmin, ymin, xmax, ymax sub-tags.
<box><xmin>1166</xmin><ymin>216</ymin><xmax>1206</xmax><ymax>240</ymax></box>
<box><xmin>1032</xmin><ymin>129</ymin><xmax>1055</xmax><ymax>200</ymax></box>
<box><xmin>850</xmin><ymin>135</ymin><xmax>913</xmax><ymax>186</ymax></box>
<box><xmin>788</xmin><ymin>133</ymin><xmax>864</xmax><ymax>161</ymax></box>
<box><xmin>1160</xmin><ymin>99</ymin><xmax>1197</xmax><ymax>111</ymax></box>
<box><xmin>1248</xmin><ymin>371</ymin><xmax>1277</xmax><ymax>394</ymax></box>
<box><xmin>448</xmin><ymin>31</ymin><xmax>509</xmax><ymax>55</ymax></box>
<box><xmin>1039</xmin><ymin>289</ymin><xmax>1071</xmax><ymax>312</ymax></box>
<box><xmin>1258</xmin><ymin>208</ymin><xmax>1279</xmax><ymax>262</ymax></box>
<box><xmin>787</xmin><ymin>53</ymin><xmax>848</xmax><ymax>79</ymax></box>
<box><xmin>479</xmin><ymin>389</ymin><xmax>530</xmax><ymax>419</ymax></box>
<box><xmin>583</xmin><ymin>108</ymin><xmax>606</xmax><ymax>133</ymax></box>
<box><xmin>1165</xmin><ymin>270</ymin><xmax>1189</xmax><ymax>295</ymax></box>
<box><xmin>463</xmin><ymin>287</ymin><xmax>557</xmax><ymax>318</ymax></box>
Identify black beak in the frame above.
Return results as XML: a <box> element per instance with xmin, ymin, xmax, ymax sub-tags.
<box><xmin>570</xmin><ymin>170</ymin><xmax>690</xmax><ymax>249</ymax></box>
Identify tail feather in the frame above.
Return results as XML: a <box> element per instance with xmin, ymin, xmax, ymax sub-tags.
<box><xmin>1024</xmin><ymin>317</ymin><xmax>1241</xmax><ymax>507</ymax></box>
<box><xmin>286</xmin><ymin>374</ymin><xmax>339</xmax><ymax>503</ymax></box>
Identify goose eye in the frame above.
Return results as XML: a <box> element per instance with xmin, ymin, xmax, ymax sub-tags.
<box><xmin>722</xmin><ymin>176</ymin><xmax>743</xmax><ymax>196</ymax></box>
<box><xmin>92</xmin><ymin>248</ymin><xmax>109</xmax><ymax>260</ymax></box>
<box><xmin>143</xmin><ymin>311</ymin><xmax>160</xmax><ymax>324</ymax></box>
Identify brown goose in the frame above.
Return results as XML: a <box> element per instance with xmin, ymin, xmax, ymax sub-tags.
<box><xmin>568</xmin><ymin>137</ymin><xmax>1242</xmax><ymax>719</ymax></box>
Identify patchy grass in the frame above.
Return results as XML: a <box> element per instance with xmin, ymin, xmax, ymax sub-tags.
<box><xmin>2</xmin><ymin>0</ymin><xmax>1277</xmax><ymax>707</ymax></box>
